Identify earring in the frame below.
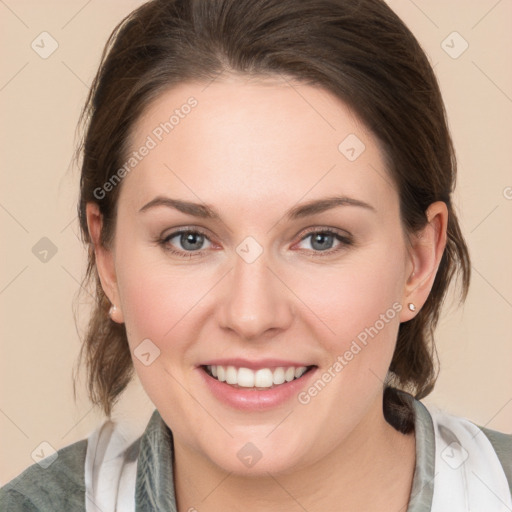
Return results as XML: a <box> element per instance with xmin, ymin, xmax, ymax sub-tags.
<box><xmin>408</xmin><ymin>303</ymin><xmax>416</xmax><ymax>312</ymax></box>
<box><xmin>108</xmin><ymin>305</ymin><xmax>117</xmax><ymax>318</ymax></box>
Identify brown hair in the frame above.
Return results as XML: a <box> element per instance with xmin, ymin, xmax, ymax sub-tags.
<box><xmin>74</xmin><ymin>0</ymin><xmax>470</xmax><ymax>430</ymax></box>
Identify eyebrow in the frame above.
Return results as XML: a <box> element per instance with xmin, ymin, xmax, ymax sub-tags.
<box><xmin>138</xmin><ymin>195</ymin><xmax>376</xmax><ymax>220</ymax></box>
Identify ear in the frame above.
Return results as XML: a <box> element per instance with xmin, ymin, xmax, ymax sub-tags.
<box><xmin>400</xmin><ymin>201</ymin><xmax>448</xmax><ymax>322</ymax></box>
<box><xmin>86</xmin><ymin>203</ymin><xmax>124</xmax><ymax>324</ymax></box>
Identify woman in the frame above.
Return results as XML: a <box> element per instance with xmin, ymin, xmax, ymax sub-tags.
<box><xmin>1</xmin><ymin>0</ymin><xmax>510</xmax><ymax>510</ymax></box>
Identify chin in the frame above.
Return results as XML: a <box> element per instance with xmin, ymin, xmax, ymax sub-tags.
<box><xmin>211</xmin><ymin>448</ymin><xmax>302</xmax><ymax>477</ymax></box>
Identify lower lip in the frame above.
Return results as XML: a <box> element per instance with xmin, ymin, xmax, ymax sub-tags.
<box><xmin>197</xmin><ymin>366</ymin><xmax>317</xmax><ymax>411</ymax></box>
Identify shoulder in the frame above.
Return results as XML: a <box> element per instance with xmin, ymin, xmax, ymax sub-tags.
<box><xmin>477</xmin><ymin>424</ymin><xmax>512</xmax><ymax>486</ymax></box>
<box><xmin>0</xmin><ymin>439</ymin><xmax>87</xmax><ymax>512</ymax></box>
<box><xmin>423</xmin><ymin>400</ymin><xmax>512</xmax><ymax>494</ymax></box>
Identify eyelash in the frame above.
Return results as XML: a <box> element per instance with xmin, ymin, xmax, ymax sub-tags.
<box><xmin>157</xmin><ymin>227</ymin><xmax>353</xmax><ymax>259</ymax></box>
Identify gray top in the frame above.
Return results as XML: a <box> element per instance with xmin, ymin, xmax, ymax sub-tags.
<box><xmin>1</xmin><ymin>390</ymin><xmax>511</xmax><ymax>511</ymax></box>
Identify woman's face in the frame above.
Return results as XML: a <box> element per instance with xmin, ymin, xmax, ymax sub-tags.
<box><xmin>95</xmin><ymin>76</ymin><xmax>420</xmax><ymax>474</ymax></box>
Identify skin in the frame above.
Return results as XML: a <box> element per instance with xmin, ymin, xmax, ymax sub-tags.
<box><xmin>87</xmin><ymin>75</ymin><xmax>447</xmax><ymax>511</ymax></box>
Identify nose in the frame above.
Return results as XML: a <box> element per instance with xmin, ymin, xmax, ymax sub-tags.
<box><xmin>217</xmin><ymin>249</ymin><xmax>294</xmax><ymax>341</ymax></box>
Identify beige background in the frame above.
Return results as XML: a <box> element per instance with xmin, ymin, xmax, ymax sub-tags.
<box><xmin>1</xmin><ymin>0</ymin><xmax>511</xmax><ymax>484</ymax></box>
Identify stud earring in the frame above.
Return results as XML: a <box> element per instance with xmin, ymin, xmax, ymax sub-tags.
<box><xmin>108</xmin><ymin>305</ymin><xmax>117</xmax><ymax>318</ymax></box>
<box><xmin>408</xmin><ymin>303</ymin><xmax>416</xmax><ymax>312</ymax></box>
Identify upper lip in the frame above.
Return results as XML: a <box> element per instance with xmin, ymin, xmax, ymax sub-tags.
<box><xmin>199</xmin><ymin>358</ymin><xmax>315</xmax><ymax>371</ymax></box>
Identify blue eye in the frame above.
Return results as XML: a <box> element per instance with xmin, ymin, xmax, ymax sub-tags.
<box><xmin>159</xmin><ymin>229</ymin><xmax>212</xmax><ymax>257</ymax></box>
<box><xmin>301</xmin><ymin>232</ymin><xmax>337</xmax><ymax>251</ymax></box>
<box><xmin>158</xmin><ymin>227</ymin><xmax>352</xmax><ymax>259</ymax></box>
<box><xmin>294</xmin><ymin>228</ymin><xmax>353</xmax><ymax>256</ymax></box>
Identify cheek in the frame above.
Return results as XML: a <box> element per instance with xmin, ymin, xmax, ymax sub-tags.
<box><xmin>287</xmin><ymin>251</ymin><xmax>405</xmax><ymax>433</ymax></box>
<box><xmin>115</xmin><ymin>245</ymin><xmax>222</xmax><ymax>379</ymax></box>
<box><xmin>118</xmin><ymin>264</ymin><xmax>198</xmax><ymax>346</ymax></box>
<box><xmin>114</xmin><ymin>240</ymin><xmax>185</xmax><ymax>344</ymax></box>
<box><xmin>303</xmin><ymin>252</ymin><xmax>403</xmax><ymax>322</ymax></box>
<box><xmin>293</xmin><ymin>247</ymin><xmax>405</xmax><ymax>370</ymax></box>
<box><xmin>115</xmin><ymin>257</ymin><xmax>205</xmax><ymax>409</ymax></box>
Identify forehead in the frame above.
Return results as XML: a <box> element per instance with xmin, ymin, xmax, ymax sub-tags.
<box><xmin>121</xmin><ymin>77</ymin><xmax>396</xmax><ymax>217</ymax></box>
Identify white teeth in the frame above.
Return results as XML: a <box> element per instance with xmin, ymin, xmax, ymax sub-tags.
<box><xmin>295</xmin><ymin>367</ymin><xmax>307</xmax><ymax>378</ymax></box>
<box><xmin>206</xmin><ymin>365</ymin><xmax>309</xmax><ymax>388</ymax></box>
<box><xmin>273</xmin><ymin>367</ymin><xmax>285</xmax><ymax>385</ymax></box>
<box><xmin>254</xmin><ymin>369</ymin><xmax>273</xmax><ymax>387</ymax></box>
<box><xmin>285</xmin><ymin>367</ymin><xmax>295</xmax><ymax>382</ymax></box>
<box><xmin>237</xmin><ymin>367</ymin><xmax>255</xmax><ymax>387</ymax></box>
<box><xmin>226</xmin><ymin>366</ymin><xmax>237</xmax><ymax>384</ymax></box>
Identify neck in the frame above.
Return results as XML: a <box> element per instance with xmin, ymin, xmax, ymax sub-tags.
<box><xmin>173</xmin><ymin>393</ymin><xmax>416</xmax><ymax>512</ymax></box>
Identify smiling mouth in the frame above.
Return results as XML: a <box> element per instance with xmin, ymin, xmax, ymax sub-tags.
<box><xmin>202</xmin><ymin>364</ymin><xmax>316</xmax><ymax>390</ymax></box>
